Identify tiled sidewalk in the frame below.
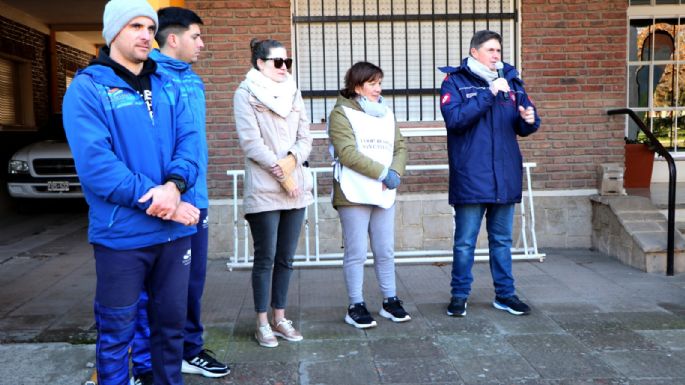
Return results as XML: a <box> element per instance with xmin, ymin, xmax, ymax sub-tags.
<box><xmin>1</xmin><ymin>213</ymin><xmax>684</xmax><ymax>384</ymax></box>
<box><xmin>187</xmin><ymin>249</ymin><xmax>685</xmax><ymax>385</ymax></box>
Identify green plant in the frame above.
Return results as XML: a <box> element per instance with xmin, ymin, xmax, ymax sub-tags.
<box><xmin>624</xmin><ymin>134</ymin><xmax>650</xmax><ymax>144</ymax></box>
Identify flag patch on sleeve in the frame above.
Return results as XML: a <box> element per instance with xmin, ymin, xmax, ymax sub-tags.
<box><xmin>441</xmin><ymin>93</ymin><xmax>451</xmax><ymax>106</ymax></box>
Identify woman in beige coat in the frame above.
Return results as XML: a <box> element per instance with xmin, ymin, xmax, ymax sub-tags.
<box><xmin>233</xmin><ymin>38</ymin><xmax>313</xmax><ymax>348</ymax></box>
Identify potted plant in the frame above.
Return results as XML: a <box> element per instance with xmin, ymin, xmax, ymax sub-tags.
<box><xmin>624</xmin><ymin>134</ymin><xmax>655</xmax><ymax>188</ymax></box>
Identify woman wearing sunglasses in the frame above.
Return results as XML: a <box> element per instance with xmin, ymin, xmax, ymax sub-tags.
<box><xmin>233</xmin><ymin>38</ymin><xmax>313</xmax><ymax>347</ymax></box>
<box><xmin>327</xmin><ymin>61</ymin><xmax>409</xmax><ymax>329</ymax></box>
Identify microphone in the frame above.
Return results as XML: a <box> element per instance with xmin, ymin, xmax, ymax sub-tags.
<box><xmin>495</xmin><ymin>61</ymin><xmax>506</xmax><ymax>100</ymax></box>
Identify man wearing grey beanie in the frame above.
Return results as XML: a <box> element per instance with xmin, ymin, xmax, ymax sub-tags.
<box><xmin>62</xmin><ymin>0</ymin><xmax>201</xmax><ymax>384</ymax></box>
<box><xmin>102</xmin><ymin>0</ymin><xmax>158</xmax><ymax>47</ymax></box>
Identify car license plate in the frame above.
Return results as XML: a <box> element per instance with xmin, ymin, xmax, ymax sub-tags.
<box><xmin>47</xmin><ymin>181</ymin><xmax>70</xmax><ymax>192</ymax></box>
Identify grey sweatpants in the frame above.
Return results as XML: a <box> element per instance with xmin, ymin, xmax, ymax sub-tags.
<box><xmin>338</xmin><ymin>204</ymin><xmax>397</xmax><ymax>304</ymax></box>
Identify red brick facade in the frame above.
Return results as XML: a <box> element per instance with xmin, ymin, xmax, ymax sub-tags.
<box><xmin>188</xmin><ymin>1</ymin><xmax>293</xmax><ymax>196</ymax></box>
<box><xmin>55</xmin><ymin>43</ymin><xmax>95</xmax><ymax>114</ymax></box>
<box><xmin>521</xmin><ymin>0</ymin><xmax>627</xmax><ymax>190</ymax></box>
<box><xmin>187</xmin><ymin>0</ymin><xmax>628</xmax><ymax>198</ymax></box>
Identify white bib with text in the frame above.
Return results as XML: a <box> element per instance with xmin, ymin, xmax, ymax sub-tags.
<box><xmin>337</xmin><ymin>106</ymin><xmax>396</xmax><ymax>208</ymax></box>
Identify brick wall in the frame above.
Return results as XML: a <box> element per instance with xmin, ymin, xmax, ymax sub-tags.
<box><xmin>188</xmin><ymin>1</ymin><xmax>627</xmax><ymax>198</ymax></box>
<box><xmin>55</xmin><ymin>43</ymin><xmax>94</xmax><ymax>112</ymax></box>
<box><xmin>521</xmin><ymin>0</ymin><xmax>627</xmax><ymax>190</ymax></box>
<box><xmin>187</xmin><ymin>0</ymin><xmax>293</xmax><ymax>197</ymax></box>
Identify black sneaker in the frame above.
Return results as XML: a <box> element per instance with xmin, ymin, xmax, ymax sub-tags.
<box><xmin>129</xmin><ymin>372</ymin><xmax>153</xmax><ymax>385</ymax></box>
<box><xmin>493</xmin><ymin>295</ymin><xmax>531</xmax><ymax>315</ymax></box>
<box><xmin>379</xmin><ymin>296</ymin><xmax>411</xmax><ymax>322</ymax></box>
<box><xmin>447</xmin><ymin>297</ymin><xmax>467</xmax><ymax>317</ymax></box>
<box><xmin>181</xmin><ymin>349</ymin><xmax>230</xmax><ymax>378</ymax></box>
<box><xmin>344</xmin><ymin>302</ymin><xmax>377</xmax><ymax>329</ymax></box>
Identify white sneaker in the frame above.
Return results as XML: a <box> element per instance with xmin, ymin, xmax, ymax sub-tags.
<box><xmin>272</xmin><ymin>318</ymin><xmax>304</xmax><ymax>342</ymax></box>
<box><xmin>255</xmin><ymin>323</ymin><xmax>278</xmax><ymax>348</ymax></box>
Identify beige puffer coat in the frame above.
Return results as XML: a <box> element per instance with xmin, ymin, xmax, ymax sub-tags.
<box><xmin>233</xmin><ymin>82</ymin><xmax>314</xmax><ymax>214</ymax></box>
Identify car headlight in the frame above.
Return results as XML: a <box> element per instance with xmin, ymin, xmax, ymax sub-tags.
<box><xmin>8</xmin><ymin>160</ymin><xmax>29</xmax><ymax>174</ymax></box>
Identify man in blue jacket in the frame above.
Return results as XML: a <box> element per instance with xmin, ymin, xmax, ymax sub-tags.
<box><xmin>439</xmin><ymin>30</ymin><xmax>540</xmax><ymax>318</ymax></box>
<box><xmin>129</xmin><ymin>7</ymin><xmax>229</xmax><ymax>384</ymax></box>
<box><xmin>62</xmin><ymin>0</ymin><xmax>200</xmax><ymax>384</ymax></box>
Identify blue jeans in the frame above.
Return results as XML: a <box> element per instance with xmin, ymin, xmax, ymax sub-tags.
<box><xmin>451</xmin><ymin>203</ymin><xmax>515</xmax><ymax>299</ymax></box>
<box><xmin>246</xmin><ymin>208</ymin><xmax>305</xmax><ymax>313</ymax></box>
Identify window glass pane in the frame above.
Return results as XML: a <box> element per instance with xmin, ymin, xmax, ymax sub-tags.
<box><xmin>652</xmin><ymin>111</ymin><xmax>675</xmax><ymax>148</ymax></box>
<box><xmin>653</xmin><ymin>19</ymin><xmax>677</xmax><ymax>60</ymax></box>
<box><xmin>0</xmin><ymin>57</ymin><xmax>17</xmax><ymax>125</ymax></box>
<box><xmin>678</xmin><ymin>64</ymin><xmax>685</xmax><ymax>106</ymax></box>
<box><xmin>676</xmin><ymin>112</ymin><xmax>685</xmax><ymax>150</ymax></box>
<box><xmin>627</xmin><ymin>111</ymin><xmax>649</xmax><ymax>141</ymax></box>
<box><xmin>629</xmin><ymin>65</ymin><xmax>650</xmax><ymax>108</ymax></box>
<box><xmin>630</xmin><ymin>19</ymin><xmax>653</xmax><ymax>61</ymax></box>
<box><xmin>653</xmin><ymin>64</ymin><xmax>675</xmax><ymax>107</ymax></box>
<box><xmin>656</xmin><ymin>0</ymin><xmax>679</xmax><ymax>4</ymax></box>
<box><xmin>630</xmin><ymin>0</ymin><xmax>651</xmax><ymax>4</ymax></box>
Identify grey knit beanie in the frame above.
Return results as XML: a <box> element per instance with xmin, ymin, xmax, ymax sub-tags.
<box><xmin>102</xmin><ymin>0</ymin><xmax>159</xmax><ymax>46</ymax></box>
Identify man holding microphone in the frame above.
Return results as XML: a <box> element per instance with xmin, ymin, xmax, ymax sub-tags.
<box><xmin>439</xmin><ymin>30</ymin><xmax>540</xmax><ymax>318</ymax></box>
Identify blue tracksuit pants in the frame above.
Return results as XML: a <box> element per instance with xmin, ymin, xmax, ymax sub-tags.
<box><xmin>94</xmin><ymin>236</ymin><xmax>191</xmax><ymax>385</ymax></box>
<box><xmin>132</xmin><ymin>209</ymin><xmax>209</xmax><ymax>375</ymax></box>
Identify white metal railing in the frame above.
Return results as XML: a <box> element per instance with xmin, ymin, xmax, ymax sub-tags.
<box><xmin>226</xmin><ymin>163</ymin><xmax>545</xmax><ymax>269</ymax></box>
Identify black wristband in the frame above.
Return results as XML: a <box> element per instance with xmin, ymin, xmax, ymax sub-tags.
<box><xmin>164</xmin><ymin>175</ymin><xmax>187</xmax><ymax>194</ymax></box>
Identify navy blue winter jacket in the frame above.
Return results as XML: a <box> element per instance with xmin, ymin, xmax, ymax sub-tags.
<box><xmin>63</xmin><ymin>59</ymin><xmax>199</xmax><ymax>250</ymax></box>
<box><xmin>439</xmin><ymin>58</ymin><xmax>540</xmax><ymax>205</ymax></box>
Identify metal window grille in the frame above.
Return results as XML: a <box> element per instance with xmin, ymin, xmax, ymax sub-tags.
<box><xmin>631</xmin><ymin>1</ymin><xmax>685</xmax><ymax>5</ymax></box>
<box><xmin>293</xmin><ymin>0</ymin><xmax>518</xmax><ymax>123</ymax></box>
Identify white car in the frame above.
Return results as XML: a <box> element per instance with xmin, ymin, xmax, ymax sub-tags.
<box><xmin>7</xmin><ymin>140</ymin><xmax>83</xmax><ymax>198</ymax></box>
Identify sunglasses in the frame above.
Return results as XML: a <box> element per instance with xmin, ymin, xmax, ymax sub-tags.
<box><xmin>263</xmin><ymin>57</ymin><xmax>293</xmax><ymax>69</ymax></box>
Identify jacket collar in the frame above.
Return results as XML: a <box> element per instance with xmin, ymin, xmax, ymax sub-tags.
<box><xmin>149</xmin><ymin>49</ymin><xmax>191</xmax><ymax>71</ymax></box>
<box><xmin>439</xmin><ymin>57</ymin><xmax>519</xmax><ymax>81</ymax></box>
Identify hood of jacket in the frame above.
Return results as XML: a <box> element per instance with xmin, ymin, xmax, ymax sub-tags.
<box><xmin>149</xmin><ymin>49</ymin><xmax>190</xmax><ymax>71</ymax></box>
<box><xmin>87</xmin><ymin>46</ymin><xmax>157</xmax><ymax>92</ymax></box>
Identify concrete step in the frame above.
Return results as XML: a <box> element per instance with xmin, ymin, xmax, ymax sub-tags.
<box><xmin>592</xmin><ymin>195</ymin><xmax>685</xmax><ymax>273</ymax></box>
<box><xmin>657</xmin><ymin>209</ymin><xmax>685</xmax><ymax>235</ymax></box>
<box><xmin>641</xmin><ymin>182</ymin><xmax>685</xmax><ymax>209</ymax></box>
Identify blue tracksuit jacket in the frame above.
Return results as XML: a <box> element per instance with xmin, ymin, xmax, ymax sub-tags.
<box><xmin>150</xmin><ymin>49</ymin><xmax>208</xmax><ymax>209</ymax></box>
<box><xmin>62</xmin><ymin>63</ymin><xmax>200</xmax><ymax>250</ymax></box>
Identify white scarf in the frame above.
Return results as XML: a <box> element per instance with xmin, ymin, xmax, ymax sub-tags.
<box><xmin>244</xmin><ymin>68</ymin><xmax>297</xmax><ymax>118</ymax></box>
<box><xmin>467</xmin><ymin>56</ymin><xmax>498</xmax><ymax>84</ymax></box>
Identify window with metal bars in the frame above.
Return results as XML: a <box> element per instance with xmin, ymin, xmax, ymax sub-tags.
<box><xmin>0</xmin><ymin>55</ymin><xmax>34</xmax><ymax>129</ymax></box>
<box><xmin>0</xmin><ymin>56</ymin><xmax>18</xmax><ymax>126</ymax></box>
<box><xmin>292</xmin><ymin>0</ymin><xmax>517</xmax><ymax>123</ymax></box>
